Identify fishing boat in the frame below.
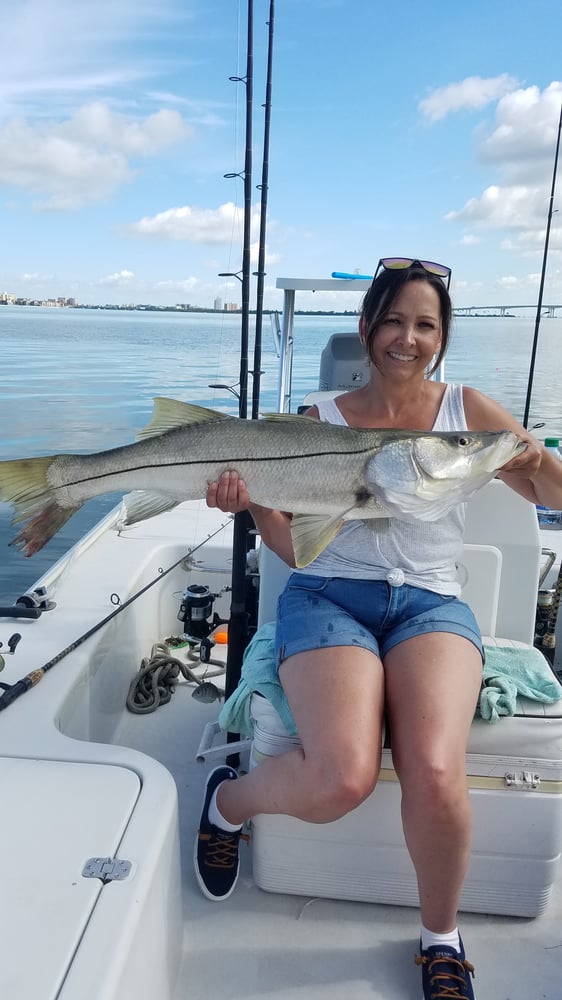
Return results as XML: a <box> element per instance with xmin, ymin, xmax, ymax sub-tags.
<box><xmin>2</xmin><ymin>1</ymin><xmax>562</xmax><ymax>994</ymax></box>
<box><xmin>0</xmin><ymin>272</ymin><xmax>561</xmax><ymax>1000</ymax></box>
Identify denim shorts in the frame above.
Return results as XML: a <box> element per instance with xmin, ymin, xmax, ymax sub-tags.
<box><xmin>275</xmin><ymin>574</ymin><xmax>483</xmax><ymax>665</ymax></box>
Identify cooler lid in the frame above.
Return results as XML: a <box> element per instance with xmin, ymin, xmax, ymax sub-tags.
<box><xmin>0</xmin><ymin>756</ymin><xmax>140</xmax><ymax>1000</ymax></box>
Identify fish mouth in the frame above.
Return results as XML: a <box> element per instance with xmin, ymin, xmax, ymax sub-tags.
<box><xmin>480</xmin><ymin>432</ymin><xmax>526</xmax><ymax>471</ymax></box>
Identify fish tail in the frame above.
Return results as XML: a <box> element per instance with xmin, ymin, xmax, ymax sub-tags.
<box><xmin>0</xmin><ymin>456</ymin><xmax>79</xmax><ymax>556</ymax></box>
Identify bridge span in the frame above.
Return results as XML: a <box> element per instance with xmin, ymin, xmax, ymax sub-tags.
<box><xmin>454</xmin><ymin>304</ymin><xmax>561</xmax><ymax>317</ymax></box>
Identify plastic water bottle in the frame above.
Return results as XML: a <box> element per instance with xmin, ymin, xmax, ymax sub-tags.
<box><xmin>544</xmin><ymin>437</ymin><xmax>561</xmax><ymax>454</ymax></box>
<box><xmin>536</xmin><ymin>438</ymin><xmax>562</xmax><ymax>528</ymax></box>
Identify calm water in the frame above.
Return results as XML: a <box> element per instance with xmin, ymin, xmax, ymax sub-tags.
<box><xmin>0</xmin><ymin>306</ymin><xmax>560</xmax><ymax>602</ymax></box>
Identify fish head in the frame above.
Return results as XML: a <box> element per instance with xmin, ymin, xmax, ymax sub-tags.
<box><xmin>366</xmin><ymin>429</ymin><xmax>525</xmax><ymax>521</ymax></box>
<box><xmin>412</xmin><ymin>430</ymin><xmax>525</xmax><ymax>482</ymax></box>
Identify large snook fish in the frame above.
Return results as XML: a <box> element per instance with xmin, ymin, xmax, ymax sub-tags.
<box><xmin>0</xmin><ymin>397</ymin><xmax>524</xmax><ymax>566</ymax></box>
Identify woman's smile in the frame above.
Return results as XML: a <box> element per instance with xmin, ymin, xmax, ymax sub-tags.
<box><xmin>387</xmin><ymin>350</ymin><xmax>417</xmax><ymax>362</ymax></box>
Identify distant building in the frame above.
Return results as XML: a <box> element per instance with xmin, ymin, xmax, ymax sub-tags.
<box><xmin>0</xmin><ymin>291</ymin><xmax>16</xmax><ymax>303</ymax></box>
<box><xmin>214</xmin><ymin>296</ymin><xmax>223</xmax><ymax>312</ymax></box>
<box><xmin>224</xmin><ymin>302</ymin><xmax>239</xmax><ymax>312</ymax></box>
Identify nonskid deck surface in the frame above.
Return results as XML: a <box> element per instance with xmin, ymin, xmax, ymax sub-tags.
<box><xmin>115</xmin><ymin>664</ymin><xmax>562</xmax><ymax>1000</ymax></box>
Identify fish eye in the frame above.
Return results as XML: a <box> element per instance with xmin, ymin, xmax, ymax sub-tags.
<box><xmin>457</xmin><ymin>435</ymin><xmax>471</xmax><ymax>447</ymax></box>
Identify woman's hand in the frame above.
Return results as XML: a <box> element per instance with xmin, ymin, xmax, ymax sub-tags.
<box><xmin>498</xmin><ymin>433</ymin><xmax>562</xmax><ymax>509</ymax></box>
<box><xmin>206</xmin><ymin>470</ymin><xmax>251</xmax><ymax>513</ymax></box>
<box><xmin>206</xmin><ymin>470</ymin><xmax>297</xmax><ymax>566</ymax></box>
<box><xmin>499</xmin><ymin>430</ymin><xmax>542</xmax><ymax>479</ymax></box>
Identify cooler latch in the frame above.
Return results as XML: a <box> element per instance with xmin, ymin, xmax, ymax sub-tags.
<box><xmin>82</xmin><ymin>857</ymin><xmax>132</xmax><ymax>882</ymax></box>
<box><xmin>504</xmin><ymin>771</ymin><xmax>541</xmax><ymax>790</ymax></box>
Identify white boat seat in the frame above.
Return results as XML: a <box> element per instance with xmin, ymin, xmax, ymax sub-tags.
<box><xmin>464</xmin><ymin>479</ymin><xmax>540</xmax><ymax>642</ymax></box>
<box><xmin>297</xmin><ymin>389</ymin><xmax>344</xmax><ymax>414</ymax></box>
<box><xmin>252</xmin><ymin>482</ymin><xmax>559</xmax><ymax>919</ymax></box>
<box><xmin>318</xmin><ymin>331</ymin><xmax>370</xmax><ymax>392</ymax></box>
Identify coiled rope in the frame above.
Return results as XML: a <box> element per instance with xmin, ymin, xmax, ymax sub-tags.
<box><xmin>126</xmin><ymin>641</ymin><xmax>225</xmax><ymax>714</ymax></box>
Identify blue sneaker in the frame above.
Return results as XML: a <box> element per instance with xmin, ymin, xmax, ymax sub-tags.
<box><xmin>194</xmin><ymin>765</ymin><xmax>248</xmax><ymax>901</ymax></box>
<box><xmin>415</xmin><ymin>935</ymin><xmax>475</xmax><ymax>999</ymax></box>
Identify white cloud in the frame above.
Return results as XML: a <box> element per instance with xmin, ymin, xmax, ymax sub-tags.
<box><xmin>21</xmin><ymin>271</ymin><xmax>54</xmax><ymax>282</ymax></box>
<box><xmin>477</xmin><ymin>82</ymin><xmax>562</xmax><ymax>185</ymax></box>
<box><xmin>155</xmin><ymin>277</ymin><xmax>200</xmax><ymax>293</ymax></box>
<box><xmin>124</xmin><ymin>202</ymin><xmax>261</xmax><ymax>244</ymax></box>
<box><xmin>446</xmin><ymin>184</ymin><xmax>538</xmax><ymax>229</ymax></box>
<box><xmin>0</xmin><ymin>103</ymin><xmax>192</xmax><ymax>209</ymax></box>
<box><xmin>445</xmin><ymin>83</ymin><xmax>562</xmax><ymax>256</ymax></box>
<box><xmin>459</xmin><ymin>234</ymin><xmax>480</xmax><ymax>246</ymax></box>
<box><xmin>0</xmin><ymin>0</ymin><xmax>190</xmax><ymax>120</ymax></box>
<box><xmin>66</xmin><ymin>103</ymin><xmax>192</xmax><ymax>157</ymax></box>
<box><xmin>249</xmin><ymin>241</ymin><xmax>281</xmax><ymax>266</ymax></box>
<box><xmin>98</xmin><ymin>270</ymin><xmax>135</xmax><ymax>285</ymax></box>
<box><xmin>419</xmin><ymin>74</ymin><xmax>519</xmax><ymax>123</ymax></box>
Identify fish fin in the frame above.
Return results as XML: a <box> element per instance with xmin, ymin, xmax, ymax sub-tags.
<box><xmin>290</xmin><ymin>512</ymin><xmax>345</xmax><ymax>568</ymax></box>
<box><xmin>0</xmin><ymin>456</ymin><xmax>80</xmax><ymax>557</ymax></box>
<box><xmin>376</xmin><ymin>471</ymin><xmax>496</xmax><ymax>522</ymax></box>
<box><xmin>119</xmin><ymin>490</ymin><xmax>180</xmax><ymax>526</ymax></box>
<box><xmin>137</xmin><ymin>398</ymin><xmax>229</xmax><ymax>440</ymax></box>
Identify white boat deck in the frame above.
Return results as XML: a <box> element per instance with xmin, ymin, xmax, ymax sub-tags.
<box><xmin>124</xmin><ymin>676</ymin><xmax>562</xmax><ymax>1000</ymax></box>
<box><xmin>0</xmin><ymin>499</ymin><xmax>561</xmax><ymax>999</ymax></box>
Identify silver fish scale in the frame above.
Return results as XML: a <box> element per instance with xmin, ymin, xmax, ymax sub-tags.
<box><xmin>50</xmin><ymin>418</ymin><xmax>390</xmax><ymax>515</ymax></box>
<box><xmin>38</xmin><ymin>415</ymin><xmax>522</xmax><ymax>523</ymax></box>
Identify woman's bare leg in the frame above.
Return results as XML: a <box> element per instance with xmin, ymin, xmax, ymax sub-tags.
<box><xmin>217</xmin><ymin>645</ymin><xmax>385</xmax><ymax>825</ymax></box>
<box><xmin>384</xmin><ymin>632</ymin><xmax>482</xmax><ymax>932</ymax></box>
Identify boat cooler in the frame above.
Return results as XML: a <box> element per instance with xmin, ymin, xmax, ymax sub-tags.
<box><xmin>249</xmin><ymin>662</ymin><xmax>562</xmax><ymax>918</ymax></box>
<box><xmin>248</xmin><ymin>482</ymin><xmax>562</xmax><ymax>918</ymax></box>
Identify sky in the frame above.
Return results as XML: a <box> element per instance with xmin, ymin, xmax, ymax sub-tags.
<box><xmin>0</xmin><ymin>0</ymin><xmax>561</xmax><ymax>311</ymax></box>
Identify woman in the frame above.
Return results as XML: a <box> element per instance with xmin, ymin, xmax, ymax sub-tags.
<box><xmin>194</xmin><ymin>258</ymin><xmax>562</xmax><ymax>1000</ymax></box>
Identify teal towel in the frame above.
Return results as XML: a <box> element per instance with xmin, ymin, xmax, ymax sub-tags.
<box><xmin>218</xmin><ymin>621</ymin><xmax>298</xmax><ymax>737</ymax></box>
<box><xmin>219</xmin><ymin>626</ymin><xmax>562</xmax><ymax>735</ymax></box>
<box><xmin>478</xmin><ymin>644</ymin><xmax>562</xmax><ymax>723</ymax></box>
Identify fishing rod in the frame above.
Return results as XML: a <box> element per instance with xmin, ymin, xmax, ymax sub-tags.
<box><xmin>224</xmin><ymin>0</ymin><xmax>254</xmax><ymax>420</ymax></box>
<box><xmin>522</xmin><ymin>102</ymin><xmax>562</xmax><ymax>429</ymax></box>
<box><xmin>223</xmin><ymin>0</ymin><xmax>255</xmax><ymax>701</ymax></box>
<box><xmin>251</xmin><ymin>0</ymin><xmax>275</xmax><ymax>420</ymax></box>
<box><xmin>0</xmin><ymin>518</ymin><xmax>232</xmax><ymax>713</ymax></box>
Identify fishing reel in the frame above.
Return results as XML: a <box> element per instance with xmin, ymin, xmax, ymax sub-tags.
<box><xmin>177</xmin><ymin>584</ymin><xmax>225</xmax><ymax>644</ymax></box>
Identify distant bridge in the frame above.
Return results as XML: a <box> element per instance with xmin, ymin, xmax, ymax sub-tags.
<box><xmin>454</xmin><ymin>304</ymin><xmax>561</xmax><ymax>317</ymax></box>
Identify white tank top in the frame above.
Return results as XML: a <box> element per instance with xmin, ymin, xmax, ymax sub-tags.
<box><xmin>295</xmin><ymin>383</ymin><xmax>467</xmax><ymax>596</ymax></box>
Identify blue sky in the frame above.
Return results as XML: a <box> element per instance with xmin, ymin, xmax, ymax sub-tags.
<box><xmin>0</xmin><ymin>0</ymin><xmax>561</xmax><ymax>310</ymax></box>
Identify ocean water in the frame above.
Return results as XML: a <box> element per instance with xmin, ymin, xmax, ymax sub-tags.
<box><xmin>0</xmin><ymin>305</ymin><xmax>560</xmax><ymax>603</ymax></box>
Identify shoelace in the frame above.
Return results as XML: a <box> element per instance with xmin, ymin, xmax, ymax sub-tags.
<box><xmin>414</xmin><ymin>952</ymin><xmax>475</xmax><ymax>998</ymax></box>
<box><xmin>199</xmin><ymin>830</ymin><xmax>250</xmax><ymax>869</ymax></box>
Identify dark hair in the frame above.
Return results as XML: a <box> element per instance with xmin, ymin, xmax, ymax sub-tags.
<box><xmin>360</xmin><ymin>266</ymin><xmax>452</xmax><ymax>376</ymax></box>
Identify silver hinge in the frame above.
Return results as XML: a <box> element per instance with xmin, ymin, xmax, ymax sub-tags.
<box><xmin>504</xmin><ymin>771</ymin><xmax>541</xmax><ymax>790</ymax></box>
<box><xmin>82</xmin><ymin>857</ymin><xmax>132</xmax><ymax>882</ymax></box>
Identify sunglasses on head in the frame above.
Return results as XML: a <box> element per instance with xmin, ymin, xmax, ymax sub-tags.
<box><xmin>374</xmin><ymin>257</ymin><xmax>452</xmax><ymax>290</ymax></box>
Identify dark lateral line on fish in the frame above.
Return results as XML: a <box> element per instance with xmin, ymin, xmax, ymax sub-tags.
<box><xmin>56</xmin><ymin>449</ymin><xmax>376</xmax><ymax>490</ymax></box>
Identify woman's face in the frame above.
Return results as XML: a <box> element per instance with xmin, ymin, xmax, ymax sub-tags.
<box><xmin>366</xmin><ymin>279</ymin><xmax>442</xmax><ymax>378</ymax></box>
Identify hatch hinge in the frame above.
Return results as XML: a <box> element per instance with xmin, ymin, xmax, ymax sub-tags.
<box><xmin>82</xmin><ymin>857</ymin><xmax>132</xmax><ymax>883</ymax></box>
<box><xmin>504</xmin><ymin>771</ymin><xmax>541</xmax><ymax>790</ymax></box>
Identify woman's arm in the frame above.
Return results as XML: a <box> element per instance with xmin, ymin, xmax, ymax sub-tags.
<box><xmin>463</xmin><ymin>386</ymin><xmax>562</xmax><ymax>509</ymax></box>
<box><xmin>206</xmin><ymin>470</ymin><xmax>297</xmax><ymax>567</ymax></box>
